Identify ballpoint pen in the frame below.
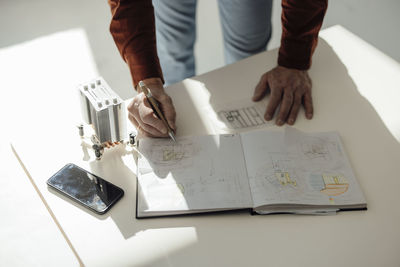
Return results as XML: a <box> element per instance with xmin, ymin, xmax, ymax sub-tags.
<box><xmin>138</xmin><ymin>81</ymin><xmax>177</xmax><ymax>142</ymax></box>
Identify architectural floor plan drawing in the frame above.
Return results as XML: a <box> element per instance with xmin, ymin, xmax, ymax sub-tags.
<box><xmin>218</xmin><ymin>105</ymin><xmax>266</xmax><ymax>129</ymax></box>
<box><xmin>203</xmin><ymin>98</ymin><xmax>272</xmax><ymax>134</ymax></box>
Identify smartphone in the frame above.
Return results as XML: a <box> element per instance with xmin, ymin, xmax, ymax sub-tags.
<box><xmin>47</xmin><ymin>163</ymin><xmax>124</xmax><ymax>214</ymax></box>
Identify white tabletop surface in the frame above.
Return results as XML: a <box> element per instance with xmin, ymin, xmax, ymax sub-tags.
<box><xmin>0</xmin><ymin>30</ymin><xmax>90</xmax><ymax>266</ymax></box>
<box><xmin>0</xmin><ymin>145</ymin><xmax>80</xmax><ymax>267</ymax></box>
<box><xmin>10</xmin><ymin>25</ymin><xmax>400</xmax><ymax>266</ymax></box>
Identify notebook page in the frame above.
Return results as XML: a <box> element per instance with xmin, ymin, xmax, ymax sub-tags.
<box><xmin>137</xmin><ymin>134</ymin><xmax>253</xmax><ymax>213</ymax></box>
<box><xmin>240</xmin><ymin>128</ymin><xmax>366</xmax><ymax>208</ymax></box>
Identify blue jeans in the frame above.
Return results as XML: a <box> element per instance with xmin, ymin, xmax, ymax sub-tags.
<box><xmin>153</xmin><ymin>0</ymin><xmax>273</xmax><ymax>85</ymax></box>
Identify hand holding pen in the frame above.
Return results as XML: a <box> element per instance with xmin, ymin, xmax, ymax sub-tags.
<box><xmin>127</xmin><ymin>78</ymin><xmax>176</xmax><ymax>140</ymax></box>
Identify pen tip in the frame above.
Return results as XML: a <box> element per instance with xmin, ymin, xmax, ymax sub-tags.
<box><xmin>169</xmin><ymin>132</ymin><xmax>177</xmax><ymax>142</ymax></box>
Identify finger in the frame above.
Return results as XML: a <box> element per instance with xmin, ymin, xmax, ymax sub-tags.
<box><xmin>252</xmin><ymin>74</ymin><xmax>269</xmax><ymax>101</ymax></box>
<box><xmin>303</xmin><ymin>91</ymin><xmax>313</xmax><ymax>119</ymax></box>
<box><xmin>159</xmin><ymin>95</ymin><xmax>177</xmax><ymax>131</ymax></box>
<box><xmin>141</xmin><ymin>97</ymin><xmax>168</xmax><ymax>134</ymax></box>
<box><xmin>276</xmin><ymin>91</ymin><xmax>294</xmax><ymax>126</ymax></box>
<box><xmin>127</xmin><ymin>97</ymin><xmax>141</xmax><ymax>127</ymax></box>
<box><xmin>287</xmin><ymin>92</ymin><xmax>302</xmax><ymax>125</ymax></box>
<box><xmin>128</xmin><ymin>112</ymin><xmax>139</xmax><ymax>128</ymax></box>
<box><xmin>128</xmin><ymin>114</ymin><xmax>144</xmax><ymax>136</ymax></box>
<box><xmin>130</xmin><ymin>94</ymin><xmax>167</xmax><ymax>135</ymax></box>
<box><xmin>129</xmin><ymin>113</ymin><xmax>165</xmax><ymax>137</ymax></box>
<box><xmin>140</xmin><ymin>119</ymin><xmax>167</xmax><ymax>136</ymax></box>
<box><xmin>264</xmin><ymin>88</ymin><xmax>282</xmax><ymax>121</ymax></box>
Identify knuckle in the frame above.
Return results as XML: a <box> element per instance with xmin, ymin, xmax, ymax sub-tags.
<box><xmin>270</xmin><ymin>88</ymin><xmax>281</xmax><ymax>97</ymax></box>
<box><xmin>159</xmin><ymin>94</ymin><xmax>172</xmax><ymax>103</ymax></box>
<box><xmin>158</xmin><ymin>94</ymin><xmax>167</xmax><ymax>102</ymax></box>
<box><xmin>294</xmin><ymin>92</ymin><xmax>303</xmax><ymax>101</ymax></box>
<box><xmin>131</xmin><ymin>96</ymin><xmax>144</xmax><ymax>108</ymax></box>
<box><xmin>135</xmin><ymin>93</ymin><xmax>145</xmax><ymax>102</ymax></box>
<box><xmin>261</xmin><ymin>73</ymin><xmax>268</xmax><ymax>81</ymax></box>
<box><xmin>127</xmin><ymin>101</ymin><xmax>134</xmax><ymax>110</ymax></box>
<box><xmin>128</xmin><ymin>99</ymin><xmax>138</xmax><ymax>111</ymax></box>
<box><xmin>141</xmin><ymin>110</ymin><xmax>154</xmax><ymax>122</ymax></box>
<box><xmin>283</xmin><ymin>94</ymin><xmax>293</xmax><ymax>102</ymax></box>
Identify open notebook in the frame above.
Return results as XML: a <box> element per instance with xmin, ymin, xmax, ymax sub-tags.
<box><xmin>136</xmin><ymin>127</ymin><xmax>366</xmax><ymax>218</ymax></box>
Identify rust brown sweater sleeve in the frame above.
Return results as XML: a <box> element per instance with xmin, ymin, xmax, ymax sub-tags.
<box><xmin>278</xmin><ymin>0</ymin><xmax>328</xmax><ymax>70</ymax></box>
<box><xmin>108</xmin><ymin>0</ymin><xmax>163</xmax><ymax>87</ymax></box>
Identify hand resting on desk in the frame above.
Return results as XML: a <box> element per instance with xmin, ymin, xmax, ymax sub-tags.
<box><xmin>253</xmin><ymin>65</ymin><xmax>313</xmax><ymax>126</ymax></box>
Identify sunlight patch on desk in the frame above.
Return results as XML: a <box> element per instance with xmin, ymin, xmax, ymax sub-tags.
<box><xmin>321</xmin><ymin>26</ymin><xmax>400</xmax><ymax>142</ymax></box>
<box><xmin>181</xmin><ymin>79</ymin><xmax>217</xmax><ymax>133</ymax></box>
<box><xmin>0</xmin><ymin>28</ymin><xmax>99</xmax><ymax>138</ymax></box>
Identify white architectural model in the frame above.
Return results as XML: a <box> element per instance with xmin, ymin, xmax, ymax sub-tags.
<box><xmin>78</xmin><ymin>77</ymin><xmax>133</xmax><ymax>159</ymax></box>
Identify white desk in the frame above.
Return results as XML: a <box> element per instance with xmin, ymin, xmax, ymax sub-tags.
<box><xmin>11</xmin><ymin>26</ymin><xmax>400</xmax><ymax>266</ymax></box>
<box><xmin>0</xmin><ymin>29</ymin><xmax>99</xmax><ymax>266</ymax></box>
<box><xmin>0</xmin><ymin>145</ymin><xmax>79</xmax><ymax>267</ymax></box>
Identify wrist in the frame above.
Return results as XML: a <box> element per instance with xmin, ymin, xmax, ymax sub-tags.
<box><xmin>276</xmin><ymin>65</ymin><xmax>307</xmax><ymax>74</ymax></box>
<box><xmin>136</xmin><ymin>77</ymin><xmax>163</xmax><ymax>93</ymax></box>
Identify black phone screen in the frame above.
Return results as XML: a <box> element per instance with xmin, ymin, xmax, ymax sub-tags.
<box><xmin>47</xmin><ymin>163</ymin><xmax>124</xmax><ymax>214</ymax></box>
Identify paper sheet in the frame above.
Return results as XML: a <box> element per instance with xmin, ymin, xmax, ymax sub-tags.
<box><xmin>203</xmin><ymin>98</ymin><xmax>272</xmax><ymax>134</ymax></box>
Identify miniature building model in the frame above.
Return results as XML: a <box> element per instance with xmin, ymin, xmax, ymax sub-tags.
<box><xmin>78</xmin><ymin>77</ymin><xmax>127</xmax><ymax>144</ymax></box>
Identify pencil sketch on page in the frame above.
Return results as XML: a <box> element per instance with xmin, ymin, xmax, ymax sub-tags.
<box><xmin>203</xmin><ymin>98</ymin><xmax>272</xmax><ymax>134</ymax></box>
<box><xmin>218</xmin><ymin>105</ymin><xmax>266</xmax><ymax>129</ymax></box>
<box><xmin>137</xmin><ymin>134</ymin><xmax>253</xmax><ymax>211</ymax></box>
<box><xmin>139</xmin><ymin>137</ymin><xmax>199</xmax><ymax>171</ymax></box>
<box><xmin>241</xmin><ymin>128</ymin><xmax>364</xmax><ymax>207</ymax></box>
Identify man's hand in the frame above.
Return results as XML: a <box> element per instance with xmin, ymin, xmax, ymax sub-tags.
<box><xmin>252</xmin><ymin>66</ymin><xmax>313</xmax><ymax>126</ymax></box>
<box><xmin>127</xmin><ymin>77</ymin><xmax>176</xmax><ymax>137</ymax></box>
